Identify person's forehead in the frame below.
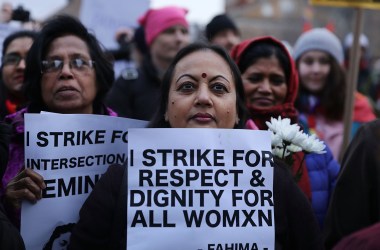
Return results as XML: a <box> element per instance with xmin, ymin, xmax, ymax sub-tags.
<box><xmin>162</xmin><ymin>24</ymin><xmax>188</xmax><ymax>32</ymax></box>
<box><xmin>301</xmin><ymin>50</ymin><xmax>330</xmax><ymax>58</ymax></box>
<box><xmin>215</xmin><ymin>28</ymin><xmax>238</xmax><ymax>36</ymax></box>
<box><xmin>177</xmin><ymin>50</ymin><xmax>228</xmax><ymax>70</ymax></box>
<box><xmin>173</xmin><ymin>50</ymin><xmax>234</xmax><ymax>84</ymax></box>
<box><xmin>46</xmin><ymin>35</ymin><xmax>90</xmax><ymax>55</ymax></box>
<box><xmin>5</xmin><ymin>37</ymin><xmax>33</xmax><ymax>53</ymax></box>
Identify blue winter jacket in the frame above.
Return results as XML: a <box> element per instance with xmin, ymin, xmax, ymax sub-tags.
<box><xmin>305</xmin><ymin>145</ymin><xmax>339</xmax><ymax>228</ymax></box>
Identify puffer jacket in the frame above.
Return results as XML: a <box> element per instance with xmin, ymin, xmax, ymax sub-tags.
<box><xmin>305</xmin><ymin>146</ymin><xmax>339</xmax><ymax>227</ymax></box>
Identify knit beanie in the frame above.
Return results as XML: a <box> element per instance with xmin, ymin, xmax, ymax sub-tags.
<box><xmin>205</xmin><ymin>14</ymin><xmax>239</xmax><ymax>41</ymax></box>
<box><xmin>293</xmin><ymin>28</ymin><xmax>344</xmax><ymax>64</ymax></box>
<box><xmin>138</xmin><ymin>6</ymin><xmax>189</xmax><ymax>46</ymax></box>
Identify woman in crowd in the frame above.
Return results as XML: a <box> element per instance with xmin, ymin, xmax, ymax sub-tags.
<box><xmin>106</xmin><ymin>6</ymin><xmax>190</xmax><ymax>120</ymax></box>
<box><xmin>230</xmin><ymin>36</ymin><xmax>339</xmax><ymax>228</ymax></box>
<box><xmin>324</xmin><ymin>119</ymin><xmax>380</xmax><ymax>249</ymax></box>
<box><xmin>205</xmin><ymin>13</ymin><xmax>241</xmax><ymax>53</ymax></box>
<box><xmin>69</xmin><ymin>43</ymin><xmax>322</xmax><ymax>250</ymax></box>
<box><xmin>0</xmin><ymin>30</ymin><xmax>37</xmax><ymax>120</ymax></box>
<box><xmin>1</xmin><ymin>15</ymin><xmax>116</xmax><ymax>228</ymax></box>
<box><xmin>293</xmin><ymin>28</ymin><xmax>376</xmax><ymax>161</ymax></box>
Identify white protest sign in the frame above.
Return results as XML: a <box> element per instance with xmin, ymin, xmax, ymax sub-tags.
<box><xmin>21</xmin><ymin>113</ymin><xmax>147</xmax><ymax>250</ymax></box>
<box><xmin>127</xmin><ymin>128</ymin><xmax>275</xmax><ymax>250</ymax></box>
<box><xmin>80</xmin><ymin>0</ymin><xmax>149</xmax><ymax>49</ymax></box>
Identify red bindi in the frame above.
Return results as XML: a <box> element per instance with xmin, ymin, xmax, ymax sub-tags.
<box><xmin>202</xmin><ymin>73</ymin><xmax>207</xmax><ymax>78</ymax></box>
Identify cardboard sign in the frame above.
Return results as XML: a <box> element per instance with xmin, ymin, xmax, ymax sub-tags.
<box><xmin>127</xmin><ymin>128</ymin><xmax>275</xmax><ymax>250</ymax></box>
<box><xmin>21</xmin><ymin>113</ymin><xmax>147</xmax><ymax>250</ymax></box>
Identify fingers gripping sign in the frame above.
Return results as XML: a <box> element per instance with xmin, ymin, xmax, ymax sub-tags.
<box><xmin>4</xmin><ymin>168</ymin><xmax>46</xmax><ymax>209</ymax></box>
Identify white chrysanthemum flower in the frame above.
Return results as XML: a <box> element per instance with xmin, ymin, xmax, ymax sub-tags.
<box><xmin>278</xmin><ymin>117</ymin><xmax>292</xmax><ymax>128</ymax></box>
<box><xmin>272</xmin><ymin>147</ymin><xmax>291</xmax><ymax>158</ymax></box>
<box><xmin>278</xmin><ymin>123</ymin><xmax>301</xmax><ymax>142</ymax></box>
<box><xmin>270</xmin><ymin>131</ymin><xmax>282</xmax><ymax>147</ymax></box>
<box><xmin>301</xmin><ymin>134</ymin><xmax>326</xmax><ymax>154</ymax></box>
<box><xmin>291</xmin><ymin>130</ymin><xmax>309</xmax><ymax>147</ymax></box>
<box><xmin>287</xmin><ymin>144</ymin><xmax>302</xmax><ymax>153</ymax></box>
<box><xmin>269</xmin><ymin>116</ymin><xmax>326</xmax><ymax>165</ymax></box>
<box><xmin>266</xmin><ymin>117</ymin><xmax>279</xmax><ymax>133</ymax></box>
<box><xmin>266</xmin><ymin>116</ymin><xmax>292</xmax><ymax>133</ymax></box>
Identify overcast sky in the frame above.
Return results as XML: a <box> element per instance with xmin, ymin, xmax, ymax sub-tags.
<box><xmin>0</xmin><ymin>0</ymin><xmax>224</xmax><ymax>25</ymax></box>
<box><xmin>0</xmin><ymin>0</ymin><xmax>66</xmax><ymax>20</ymax></box>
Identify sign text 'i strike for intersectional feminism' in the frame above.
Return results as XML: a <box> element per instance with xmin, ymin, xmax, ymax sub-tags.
<box><xmin>21</xmin><ymin>113</ymin><xmax>147</xmax><ymax>250</ymax></box>
<box><xmin>25</xmin><ymin>129</ymin><xmax>129</xmax><ymax>198</ymax></box>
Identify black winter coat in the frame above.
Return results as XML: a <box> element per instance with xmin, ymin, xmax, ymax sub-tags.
<box><xmin>69</xmin><ymin>161</ymin><xmax>323</xmax><ymax>250</ymax></box>
<box><xmin>105</xmin><ymin>56</ymin><xmax>161</xmax><ymax>120</ymax></box>
<box><xmin>324</xmin><ymin>119</ymin><xmax>380</xmax><ymax>249</ymax></box>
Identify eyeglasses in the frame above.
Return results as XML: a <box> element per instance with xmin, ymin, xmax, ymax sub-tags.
<box><xmin>2</xmin><ymin>53</ymin><xmax>25</xmax><ymax>66</ymax></box>
<box><xmin>41</xmin><ymin>58</ymin><xmax>95</xmax><ymax>74</ymax></box>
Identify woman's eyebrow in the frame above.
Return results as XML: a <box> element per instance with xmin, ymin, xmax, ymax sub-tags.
<box><xmin>45</xmin><ymin>52</ymin><xmax>88</xmax><ymax>59</ymax></box>
<box><xmin>175</xmin><ymin>74</ymin><xmax>196</xmax><ymax>84</ymax></box>
<box><xmin>175</xmin><ymin>74</ymin><xmax>231</xmax><ymax>84</ymax></box>
<box><xmin>210</xmin><ymin>75</ymin><xmax>230</xmax><ymax>83</ymax></box>
<box><xmin>4</xmin><ymin>51</ymin><xmax>21</xmax><ymax>56</ymax></box>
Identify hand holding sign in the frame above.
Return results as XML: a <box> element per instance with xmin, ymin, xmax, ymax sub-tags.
<box><xmin>4</xmin><ymin>168</ymin><xmax>46</xmax><ymax>209</ymax></box>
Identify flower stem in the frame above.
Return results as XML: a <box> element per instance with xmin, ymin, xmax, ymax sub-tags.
<box><xmin>295</xmin><ymin>153</ymin><xmax>306</xmax><ymax>181</ymax></box>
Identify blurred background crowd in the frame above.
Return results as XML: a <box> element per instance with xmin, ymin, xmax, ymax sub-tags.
<box><xmin>1</xmin><ymin>0</ymin><xmax>380</xmax><ymax>249</ymax></box>
<box><xmin>2</xmin><ymin>0</ymin><xmax>378</xmax><ymax>113</ymax></box>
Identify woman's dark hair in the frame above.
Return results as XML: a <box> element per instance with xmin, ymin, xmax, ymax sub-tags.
<box><xmin>296</xmin><ymin>54</ymin><xmax>346</xmax><ymax>120</ymax></box>
<box><xmin>237</xmin><ymin>40</ymin><xmax>291</xmax><ymax>84</ymax></box>
<box><xmin>24</xmin><ymin>15</ymin><xmax>114</xmax><ymax>113</ymax></box>
<box><xmin>2</xmin><ymin>30</ymin><xmax>38</xmax><ymax>57</ymax></box>
<box><xmin>148</xmin><ymin>42</ymin><xmax>247</xmax><ymax>128</ymax></box>
<box><xmin>43</xmin><ymin>223</ymin><xmax>75</xmax><ymax>250</ymax></box>
<box><xmin>133</xmin><ymin>26</ymin><xmax>147</xmax><ymax>55</ymax></box>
